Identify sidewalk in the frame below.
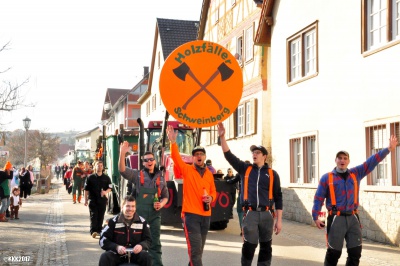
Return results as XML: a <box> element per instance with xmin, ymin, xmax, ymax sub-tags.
<box><xmin>0</xmin><ymin>178</ymin><xmax>68</xmax><ymax>265</ymax></box>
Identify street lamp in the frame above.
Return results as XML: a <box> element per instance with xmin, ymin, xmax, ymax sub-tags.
<box><xmin>23</xmin><ymin>117</ymin><xmax>31</xmax><ymax>166</ymax></box>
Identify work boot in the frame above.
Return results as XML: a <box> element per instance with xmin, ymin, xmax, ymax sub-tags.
<box><xmin>0</xmin><ymin>212</ymin><xmax>9</xmax><ymax>222</ymax></box>
<box><xmin>73</xmin><ymin>194</ymin><xmax>77</xmax><ymax>204</ymax></box>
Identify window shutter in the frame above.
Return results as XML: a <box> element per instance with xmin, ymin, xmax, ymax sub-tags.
<box><xmin>229</xmin><ymin>112</ymin><xmax>235</xmax><ymax>139</ymax></box>
<box><xmin>249</xmin><ymin>98</ymin><xmax>257</xmax><ymax>135</ymax></box>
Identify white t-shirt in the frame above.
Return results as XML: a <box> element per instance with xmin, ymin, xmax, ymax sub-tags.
<box><xmin>11</xmin><ymin>195</ymin><xmax>20</xmax><ymax>206</ymax></box>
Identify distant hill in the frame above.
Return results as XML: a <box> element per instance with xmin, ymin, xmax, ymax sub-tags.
<box><xmin>50</xmin><ymin>131</ymin><xmax>78</xmax><ymax>158</ymax></box>
<box><xmin>51</xmin><ymin>131</ymin><xmax>78</xmax><ymax>145</ymax></box>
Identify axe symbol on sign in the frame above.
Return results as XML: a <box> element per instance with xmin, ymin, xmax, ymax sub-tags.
<box><xmin>173</xmin><ymin>62</ymin><xmax>234</xmax><ymax>110</ymax></box>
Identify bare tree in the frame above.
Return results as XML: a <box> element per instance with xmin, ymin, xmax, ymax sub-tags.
<box><xmin>4</xmin><ymin>129</ymin><xmax>60</xmax><ymax>169</ymax></box>
<box><xmin>0</xmin><ymin>41</ymin><xmax>34</xmax><ymax>115</ymax></box>
<box><xmin>33</xmin><ymin>131</ymin><xmax>60</xmax><ymax>169</ymax></box>
<box><xmin>3</xmin><ymin>130</ymin><xmax>25</xmax><ymax>167</ymax></box>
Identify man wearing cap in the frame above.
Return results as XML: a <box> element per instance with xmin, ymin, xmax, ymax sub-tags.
<box><xmin>166</xmin><ymin>125</ymin><xmax>216</xmax><ymax>266</ymax></box>
<box><xmin>217</xmin><ymin>122</ymin><xmax>283</xmax><ymax>266</ymax></box>
<box><xmin>312</xmin><ymin>135</ymin><xmax>398</xmax><ymax>266</ymax></box>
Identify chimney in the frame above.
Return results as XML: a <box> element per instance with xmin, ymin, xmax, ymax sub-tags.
<box><xmin>143</xmin><ymin>66</ymin><xmax>149</xmax><ymax>77</ymax></box>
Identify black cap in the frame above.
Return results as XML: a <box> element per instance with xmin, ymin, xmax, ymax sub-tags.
<box><xmin>192</xmin><ymin>146</ymin><xmax>206</xmax><ymax>156</ymax></box>
<box><xmin>206</xmin><ymin>159</ymin><xmax>212</xmax><ymax>165</ymax></box>
<box><xmin>336</xmin><ymin>150</ymin><xmax>349</xmax><ymax>158</ymax></box>
<box><xmin>250</xmin><ymin>145</ymin><xmax>268</xmax><ymax>156</ymax></box>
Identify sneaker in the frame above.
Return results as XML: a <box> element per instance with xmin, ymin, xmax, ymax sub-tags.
<box><xmin>91</xmin><ymin>232</ymin><xmax>98</xmax><ymax>238</ymax></box>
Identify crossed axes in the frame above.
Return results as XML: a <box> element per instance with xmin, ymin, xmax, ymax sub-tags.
<box><xmin>173</xmin><ymin>62</ymin><xmax>234</xmax><ymax>110</ymax></box>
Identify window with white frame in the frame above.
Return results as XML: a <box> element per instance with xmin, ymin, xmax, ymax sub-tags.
<box><xmin>237</xmin><ymin>105</ymin><xmax>244</xmax><ymax>137</ymax></box>
<box><xmin>290</xmin><ymin>138</ymin><xmax>301</xmax><ymax>183</ymax></box>
<box><xmin>366</xmin><ymin>121</ymin><xmax>400</xmax><ymax>186</ymax></box>
<box><xmin>152</xmin><ymin>94</ymin><xmax>156</xmax><ymax>111</ymax></box>
<box><xmin>236</xmin><ymin>36</ymin><xmax>243</xmax><ymax>65</ymax></box>
<box><xmin>393</xmin><ymin>122</ymin><xmax>400</xmax><ymax>185</ymax></box>
<box><xmin>304</xmin><ymin>30</ymin><xmax>316</xmax><ymax>76</ymax></box>
<box><xmin>290</xmin><ymin>38</ymin><xmax>301</xmax><ymax>81</ymax></box>
<box><xmin>219</xmin><ymin>99</ymin><xmax>257</xmax><ymax>140</ymax></box>
<box><xmin>245</xmin><ymin>24</ymin><xmax>254</xmax><ymax>62</ymax></box>
<box><xmin>362</xmin><ymin>0</ymin><xmax>400</xmax><ymax>52</ymax></box>
<box><xmin>290</xmin><ymin>133</ymin><xmax>318</xmax><ymax>184</ymax></box>
<box><xmin>287</xmin><ymin>21</ymin><xmax>318</xmax><ymax>83</ymax></box>
<box><xmin>394</xmin><ymin>0</ymin><xmax>400</xmax><ymax>39</ymax></box>
<box><xmin>146</xmin><ymin>101</ymin><xmax>150</xmax><ymax>117</ymax></box>
<box><xmin>245</xmin><ymin>101</ymin><xmax>255</xmax><ymax>134</ymax></box>
<box><xmin>223</xmin><ymin>114</ymin><xmax>235</xmax><ymax>140</ymax></box>
<box><xmin>157</xmin><ymin>51</ymin><xmax>161</xmax><ymax>69</ymax></box>
<box><xmin>366</xmin><ymin>124</ymin><xmax>388</xmax><ymax>185</ymax></box>
<box><xmin>205</xmin><ymin>125</ymin><xmax>219</xmax><ymax>145</ymax></box>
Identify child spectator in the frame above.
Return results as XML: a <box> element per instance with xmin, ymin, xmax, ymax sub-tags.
<box><xmin>10</xmin><ymin>186</ymin><xmax>22</xmax><ymax>220</ymax></box>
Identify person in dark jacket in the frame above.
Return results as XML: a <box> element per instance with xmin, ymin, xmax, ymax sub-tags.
<box><xmin>84</xmin><ymin>160</ymin><xmax>112</xmax><ymax>238</ymax></box>
<box><xmin>18</xmin><ymin>167</ymin><xmax>31</xmax><ymax>199</ymax></box>
<box><xmin>312</xmin><ymin>135</ymin><xmax>397</xmax><ymax>266</ymax></box>
<box><xmin>99</xmin><ymin>195</ymin><xmax>152</xmax><ymax>266</ymax></box>
<box><xmin>0</xmin><ymin>162</ymin><xmax>13</xmax><ymax>222</ymax></box>
<box><xmin>217</xmin><ymin>122</ymin><xmax>283</xmax><ymax>266</ymax></box>
<box><xmin>225</xmin><ymin>166</ymin><xmax>248</xmax><ymax>236</ymax></box>
<box><xmin>224</xmin><ymin>168</ymin><xmax>238</xmax><ymax>220</ymax></box>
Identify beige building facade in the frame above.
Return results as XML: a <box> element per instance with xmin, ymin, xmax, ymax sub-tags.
<box><xmin>197</xmin><ymin>0</ymin><xmax>272</xmax><ymax>174</ymax></box>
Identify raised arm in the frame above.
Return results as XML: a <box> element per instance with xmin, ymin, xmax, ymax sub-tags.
<box><xmin>217</xmin><ymin>122</ymin><xmax>230</xmax><ymax>152</ymax></box>
<box><xmin>166</xmin><ymin>125</ymin><xmax>178</xmax><ymax>144</ymax></box>
<box><xmin>388</xmin><ymin>135</ymin><xmax>398</xmax><ymax>152</ymax></box>
<box><xmin>118</xmin><ymin>141</ymin><xmax>131</xmax><ymax>173</ymax></box>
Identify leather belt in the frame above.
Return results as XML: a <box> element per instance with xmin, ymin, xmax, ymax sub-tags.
<box><xmin>247</xmin><ymin>206</ymin><xmax>269</xmax><ymax>212</ymax></box>
<box><xmin>329</xmin><ymin>210</ymin><xmax>358</xmax><ymax>216</ymax></box>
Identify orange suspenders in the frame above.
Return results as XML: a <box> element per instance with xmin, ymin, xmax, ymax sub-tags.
<box><xmin>243</xmin><ymin>166</ymin><xmax>274</xmax><ymax>210</ymax></box>
<box><xmin>140</xmin><ymin>170</ymin><xmax>161</xmax><ymax>197</ymax></box>
<box><xmin>328</xmin><ymin>172</ymin><xmax>358</xmax><ymax>216</ymax></box>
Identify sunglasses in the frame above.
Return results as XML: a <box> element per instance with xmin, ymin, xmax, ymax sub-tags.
<box><xmin>143</xmin><ymin>158</ymin><xmax>155</xmax><ymax>163</ymax></box>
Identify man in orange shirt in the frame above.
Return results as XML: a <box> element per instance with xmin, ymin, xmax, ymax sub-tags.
<box><xmin>166</xmin><ymin>125</ymin><xmax>216</xmax><ymax>266</ymax></box>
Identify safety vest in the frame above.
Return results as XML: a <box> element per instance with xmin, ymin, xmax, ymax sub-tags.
<box><xmin>328</xmin><ymin>172</ymin><xmax>358</xmax><ymax>216</ymax></box>
<box><xmin>243</xmin><ymin>166</ymin><xmax>274</xmax><ymax>211</ymax></box>
<box><xmin>140</xmin><ymin>170</ymin><xmax>161</xmax><ymax>197</ymax></box>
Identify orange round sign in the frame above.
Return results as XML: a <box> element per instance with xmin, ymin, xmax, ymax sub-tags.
<box><xmin>160</xmin><ymin>40</ymin><xmax>243</xmax><ymax>128</ymax></box>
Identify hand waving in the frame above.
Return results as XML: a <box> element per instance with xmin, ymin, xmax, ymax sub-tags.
<box><xmin>388</xmin><ymin>135</ymin><xmax>398</xmax><ymax>152</ymax></box>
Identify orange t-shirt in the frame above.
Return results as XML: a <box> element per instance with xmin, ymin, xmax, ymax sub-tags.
<box><xmin>170</xmin><ymin>143</ymin><xmax>216</xmax><ymax>216</ymax></box>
